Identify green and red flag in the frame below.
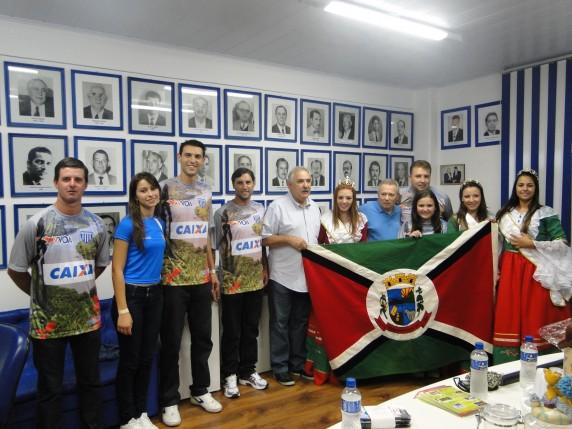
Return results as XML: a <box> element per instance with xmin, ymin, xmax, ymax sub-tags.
<box><xmin>302</xmin><ymin>221</ymin><xmax>496</xmax><ymax>378</ymax></box>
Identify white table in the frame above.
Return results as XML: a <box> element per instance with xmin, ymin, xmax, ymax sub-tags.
<box><xmin>328</xmin><ymin>352</ymin><xmax>563</xmax><ymax>428</ymax></box>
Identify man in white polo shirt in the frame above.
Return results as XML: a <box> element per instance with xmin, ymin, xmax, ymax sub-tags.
<box><xmin>262</xmin><ymin>167</ymin><xmax>321</xmax><ymax>386</ymax></box>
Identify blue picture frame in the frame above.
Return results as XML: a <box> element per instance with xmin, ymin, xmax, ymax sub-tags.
<box><xmin>265</xmin><ymin>147</ymin><xmax>299</xmax><ymax>195</ymax></box>
<box><xmin>333</xmin><ymin>151</ymin><xmax>361</xmax><ymax>192</ymax></box>
<box><xmin>71</xmin><ymin>69</ymin><xmax>123</xmax><ymax>131</ymax></box>
<box><xmin>13</xmin><ymin>204</ymin><xmax>50</xmax><ymax>236</ymax></box>
<box><xmin>4</xmin><ymin>61</ymin><xmax>67</xmax><ymax>129</ymax></box>
<box><xmin>9</xmin><ymin>133</ymin><xmax>69</xmax><ymax>197</ymax></box>
<box><xmin>204</xmin><ymin>144</ymin><xmax>223</xmax><ymax>196</ymax></box>
<box><xmin>0</xmin><ymin>135</ymin><xmax>3</xmax><ymax>198</ymax></box>
<box><xmin>301</xmin><ymin>149</ymin><xmax>331</xmax><ymax>194</ymax></box>
<box><xmin>362</xmin><ymin>107</ymin><xmax>388</xmax><ymax>149</ymax></box>
<box><xmin>130</xmin><ymin>139</ymin><xmax>177</xmax><ymax>181</ymax></box>
<box><xmin>300</xmin><ymin>98</ymin><xmax>331</xmax><ymax>146</ymax></box>
<box><xmin>264</xmin><ymin>94</ymin><xmax>297</xmax><ymax>143</ymax></box>
<box><xmin>179</xmin><ymin>83</ymin><xmax>221</xmax><ymax>139</ymax></box>
<box><xmin>128</xmin><ymin>77</ymin><xmax>175</xmax><ymax>136</ymax></box>
<box><xmin>225</xmin><ymin>145</ymin><xmax>263</xmax><ymax>195</ymax></box>
<box><xmin>389</xmin><ymin>154</ymin><xmax>414</xmax><ymax>188</ymax></box>
<box><xmin>388</xmin><ymin>110</ymin><xmax>414</xmax><ymax>151</ymax></box>
<box><xmin>224</xmin><ymin>89</ymin><xmax>262</xmax><ymax>141</ymax></box>
<box><xmin>74</xmin><ymin>136</ymin><xmax>127</xmax><ymax>195</ymax></box>
<box><xmin>441</xmin><ymin>105</ymin><xmax>471</xmax><ymax>150</ymax></box>
<box><xmin>333</xmin><ymin>102</ymin><xmax>361</xmax><ymax>147</ymax></box>
<box><xmin>475</xmin><ymin>101</ymin><xmax>502</xmax><ymax>147</ymax></box>
<box><xmin>0</xmin><ymin>206</ymin><xmax>6</xmax><ymax>269</ymax></box>
<box><xmin>362</xmin><ymin>153</ymin><xmax>388</xmax><ymax>193</ymax></box>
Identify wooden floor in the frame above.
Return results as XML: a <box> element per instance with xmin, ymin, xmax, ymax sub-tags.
<box><xmin>151</xmin><ymin>372</ymin><xmax>431</xmax><ymax>429</ymax></box>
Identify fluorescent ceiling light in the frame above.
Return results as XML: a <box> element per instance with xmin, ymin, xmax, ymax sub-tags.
<box><xmin>353</xmin><ymin>0</ymin><xmax>448</xmax><ymax>28</ymax></box>
<box><xmin>324</xmin><ymin>1</ymin><xmax>448</xmax><ymax>41</ymax></box>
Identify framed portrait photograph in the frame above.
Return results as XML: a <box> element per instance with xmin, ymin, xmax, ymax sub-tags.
<box><xmin>201</xmin><ymin>144</ymin><xmax>223</xmax><ymax>196</ymax></box>
<box><xmin>441</xmin><ymin>106</ymin><xmax>471</xmax><ymax>150</ymax></box>
<box><xmin>362</xmin><ymin>153</ymin><xmax>388</xmax><ymax>193</ymax></box>
<box><xmin>225</xmin><ymin>145</ymin><xmax>263</xmax><ymax>194</ymax></box>
<box><xmin>390</xmin><ymin>155</ymin><xmax>413</xmax><ymax>188</ymax></box>
<box><xmin>388</xmin><ymin>111</ymin><xmax>414</xmax><ymax>151</ymax></box>
<box><xmin>333</xmin><ymin>103</ymin><xmax>360</xmax><ymax>147</ymax></box>
<box><xmin>475</xmin><ymin>101</ymin><xmax>501</xmax><ymax>147</ymax></box>
<box><xmin>71</xmin><ymin>70</ymin><xmax>123</xmax><ymax>130</ymax></box>
<box><xmin>264</xmin><ymin>95</ymin><xmax>297</xmax><ymax>143</ymax></box>
<box><xmin>333</xmin><ymin>151</ymin><xmax>361</xmax><ymax>192</ymax></box>
<box><xmin>131</xmin><ymin>140</ymin><xmax>177</xmax><ymax>182</ymax></box>
<box><xmin>362</xmin><ymin>107</ymin><xmax>388</xmax><ymax>149</ymax></box>
<box><xmin>224</xmin><ymin>89</ymin><xmax>262</xmax><ymax>141</ymax></box>
<box><xmin>440</xmin><ymin>163</ymin><xmax>465</xmax><ymax>185</ymax></box>
<box><xmin>300</xmin><ymin>99</ymin><xmax>330</xmax><ymax>145</ymax></box>
<box><xmin>0</xmin><ymin>206</ymin><xmax>5</xmax><ymax>270</ymax></box>
<box><xmin>301</xmin><ymin>149</ymin><xmax>331</xmax><ymax>194</ymax></box>
<box><xmin>4</xmin><ymin>61</ymin><xmax>66</xmax><ymax>129</ymax></box>
<box><xmin>9</xmin><ymin>133</ymin><xmax>68</xmax><ymax>197</ymax></box>
<box><xmin>13</xmin><ymin>204</ymin><xmax>50</xmax><ymax>236</ymax></box>
<box><xmin>312</xmin><ymin>198</ymin><xmax>332</xmax><ymax>215</ymax></box>
<box><xmin>83</xmin><ymin>203</ymin><xmax>128</xmax><ymax>259</ymax></box>
<box><xmin>179</xmin><ymin>83</ymin><xmax>220</xmax><ymax>138</ymax></box>
<box><xmin>265</xmin><ymin>148</ymin><xmax>299</xmax><ymax>195</ymax></box>
<box><xmin>74</xmin><ymin>136</ymin><xmax>126</xmax><ymax>195</ymax></box>
<box><xmin>128</xmin><ymin>77</ymin><xmax>175</xmax><ymax>136</ymax></box>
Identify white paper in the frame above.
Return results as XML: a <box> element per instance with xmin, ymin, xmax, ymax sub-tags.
<box><xmin>364</xmin><ymin>405</ymin><xmax>397</xmax><ymax>428</ymax></box>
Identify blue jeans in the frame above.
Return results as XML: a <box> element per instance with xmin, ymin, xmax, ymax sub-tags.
<box><xmin>112</xmin><ymin>284</ymin><xmax>163</xmax><ymax>425</ymax></box>
<box><xmin>268</xmin><ymin>280</ymin><xmax>311</xmax><ymax>375</ymax></box>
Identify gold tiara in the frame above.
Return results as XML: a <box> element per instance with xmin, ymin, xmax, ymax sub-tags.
<box><xmin>517</xmin><ymin>169</ymin><xmax>538</xmax><ymax>178</ymax></box>
<box><xmin>337</xmin><ymin>175</ymin><xmax>356</xmax><ymax>189</ymax></box>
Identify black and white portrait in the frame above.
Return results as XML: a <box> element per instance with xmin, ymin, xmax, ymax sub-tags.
<box><xmin>302</xmin><ymin>150</ymin><xmax>331</xmax><ymax>193</ymax></box>
<box><xmin>389</xmin><ymin>112</ymin><xmax>413</xmax><ymax>151</ymax></box>
<box><xmin>265</xmin><ymin>95</ymin><xmax>296</xmax><ymax>142</ymax></box>
<box><xmin>313</xmin><ymin>199</ymin><xmax>332</xmax><ymax>215</ymax></box>
<box><xmin>333</xmin><ymin>152</ymin><xmax>360</xmax><ymax>192</ymax></box>
<box><xmin>9</xmin><ymin>134</ymin><xmax>68</xmax><ymax>197</ymax></box>
<box><xmin>333</xmin><ymin>103</ymin><xmax>360</xmax><ymax>147</ymax></box>
<box><xmin>476</xmin><ymin>101</ymin><xmax>501</xmax><ymax>146</ymax></box>
<box><xmin>363</xmin><ymin>108</ymin><xmax>387</xmax><ymax>148</ymax></box>
<box><xmin>200</xmin><ymin>145</ymin><xmax>222</xmax><ymax>195</ymax></box>
<box><xmin>129</xmin><ymin>77</ymin><xmax>174</xmax><ymax>135</ymax></box>
<box><xmin>224</xmin><ymin>89</ymin><xmax>262</xmax><ymax>141</ymax></box>
<box><xmin>440</xmin><ymin>163</ymin><xmax>465</xmax><ymax>185</ymax></box>
<box><xmin>441</xmin><ymin>106</ymin><xmax>471</xmax><ymax>149</ymax></box>
<box><xmin>75</xmin><ymin>137</ymin><xmax>126</xmax><ymax>194</ymax></box>
<box><xmin>131</xmin><ymin>140</ymin><xmax>177</xmax><ymax>184</ymax></box>
<box><xmin>301</xmin><ymin>99</ymin><xmax>330</xmax><ymax>145</ymax></box>
<box><xmin>5</xmin><ymin>62</ymin><xmax>66</xmax><ymax>128</ymax></box>
<box><xmin>179</xmin><ymin>84</ymin><xmax>220</xmax><ymax>138</ymax></box>
<box><xmin>362</xmin><ymin>153</ymin><xmax>388</xmax><ymax>193</ymax></box>
<box><xmin>13</xmin><ymin>204</ymin><xmax>50</xmax><ymax>236</ymax></box>
<box><xmin>390</xmin><ymin>156</ymin><xmax>412</xmax><ymax>188</ymax></box>
<box><xmin>225</xmin><ymin>145</ymin><xmax>262</xmax><ymax>194</ymax></box>
<box><xmin>72</xmin><ymin>70</ymin><xmax>122</xmax><ymax>130</ymax></box>
<box><xmin>266</xmin><ymin>148</ymin><xmax>298</xmax><ymax>194</ymax></box>
<box><xmin>83</xmin><ymin>203</ymin><xmax>127</xmax><ymax>259</ymax></box>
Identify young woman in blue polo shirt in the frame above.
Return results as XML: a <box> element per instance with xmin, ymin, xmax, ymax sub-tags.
<box><xmin>112</xmin><ymin>172</ymin><xmax>166</xmax><ymax>429</ymax></box>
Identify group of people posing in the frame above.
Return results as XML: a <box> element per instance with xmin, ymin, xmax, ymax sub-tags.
<box><xmin>7</xmin><ymin>142</ymin><xmax>572</xmax><ymax>429</ymax></box>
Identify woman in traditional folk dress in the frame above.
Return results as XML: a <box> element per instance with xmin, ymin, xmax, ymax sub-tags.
<box><xmin>305</xmin><ymin>179</ymin><xmax>368</xmax><ymax>384</ymax></box>
<box><xmin>493</xmin><ymin>169</ymin><xmax>572</xmax><ymax>364</ymax></box>
<box><xmin>448</xmin><ymin>179</ymin><xmax>492</xmax><ymax>231</ymax></box>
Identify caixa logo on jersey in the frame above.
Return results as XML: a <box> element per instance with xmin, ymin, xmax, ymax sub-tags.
<box><xmin>43</xmin><ymin>261</ymin><xmax>96</xmax><ymax>286</ymax></box>
<box><xmin>170</xmin><ymin>221</ymin><xmax>208</xmax><ymax>239</ymax></box>
<box><xmin>231</xmin><ymin>237</ymin><xmax>262</xmax><ymax>256</ymax></box>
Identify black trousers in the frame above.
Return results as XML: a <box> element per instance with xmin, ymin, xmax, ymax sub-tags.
<box><xmin>32</xmin><ymin>329</ymin><xmax>102</xmax><ymax>429</ymax></box>
<box><xmin>112</xmin><ymin>284</ymin><xmax>163</xmax><ymax>425</ymax></box>
<box><xmin>220</xmin><ymin>289</ymin><xmax>264</xmax><ymax>378</ymax></box>
<box><xmin>159</xmin><ymin>283</ymin><xmax>212</xmax><ymax>405</ymax></box>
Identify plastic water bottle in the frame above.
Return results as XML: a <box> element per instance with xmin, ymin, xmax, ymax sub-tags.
<box><xmin>520</xmin><ymin>335</ymin><xmax>538</xmax><ymax>393</ymax></box>
<box><xmin>341</xmin><ymin>377</ymin><xmax>361</xmax><ymax>429</ymax></box>
<box><xmin>470</xmin><ymin>342</ymin><xmax>488</xmax><ymax>400</ymax></box>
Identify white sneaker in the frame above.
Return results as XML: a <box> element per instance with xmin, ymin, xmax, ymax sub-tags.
<box><xmin>161</xmin><ymin>405</ymin><xmax>181</xmax><ymax>427</ymax></box>
<box><xmin>239</xmin><ymin>372</ymin><xmax>269</xmax><ymax>390</ymax></box>
<box><xmin>190</xmin><ymin>392</ymin><xmax>223</xmax><ymax>413</ymax></box>
<box><xmin>224</xmin><ymin>374</ymin><xmax>240</xmax><ymax>399</ymax></box>
<box><xmin>120</xmin><ymin>418</ymin><xmax>142</xmax><ymax>429</ymax></box>
<box><xmin>137</xmin><ymin>412</ymin><xmax>159</xmax><ymax>429</ymax></box>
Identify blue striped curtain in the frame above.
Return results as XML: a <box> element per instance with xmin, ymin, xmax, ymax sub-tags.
<box><xmin>501</xmin><ymin>59</ymin><xmax>572</xmax><ymax>239</ymax></box>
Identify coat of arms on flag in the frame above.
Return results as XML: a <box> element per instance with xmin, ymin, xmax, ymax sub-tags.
<box><xmin>302</xmin><ymin>221</ymin><xmax>496</xmax><ymax>378</ymax></box>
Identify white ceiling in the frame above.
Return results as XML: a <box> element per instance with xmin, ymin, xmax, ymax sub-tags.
<box><xmin>1</xmin><ymin>0</ymin><xmax>572</xmax><ymax>89</ymax></box>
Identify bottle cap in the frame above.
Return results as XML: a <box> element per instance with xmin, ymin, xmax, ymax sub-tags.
<box><xmin>524</xmin><ymin>335</ymin><xmax>533</xmax><ymax>342</ymax></box>
<box><xmin>345</xmin><ymin>377</ymin><xmax>357</xmax><ymax>388</ymax></box>
<box><xmin>475</xmin><ymin>342</ymin><xmax>484</xmax><ymax>350</ymax></box>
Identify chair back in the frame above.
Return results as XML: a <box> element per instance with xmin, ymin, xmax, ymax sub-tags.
<box><xmin>0</xmin><ymin>324</ymin><xmax>29</xmax><ymax>428</ymax></box>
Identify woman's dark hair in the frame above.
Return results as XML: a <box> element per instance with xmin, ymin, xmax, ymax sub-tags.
<box><xmin>496</xmin><ymin>170</ymin><xmax>541</xmax><ymax>233</ymax></box>
<box><xmin>456</xmin><ymin>180</ymin><xmax>488</xmax><ymax>229</ymax></box>
<box><xmin>128</xmin><ymin>172</ymin><xmax>161</xmax><ymax>250</ymax></box>
<box><xmin>411</xmin><ymin>189</ymin><xmax>442</xmax><ymax>233</ymax></box>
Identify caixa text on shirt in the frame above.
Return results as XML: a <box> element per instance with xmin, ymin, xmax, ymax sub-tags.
<box><xmin>170</xmin><ymin>221</ymin><xmax>209</xmax><ymax>239</ymax></box>
<box><xmin>43</xmin><ymin>261</ymin><xmax>96</xmax><ymax>285</ymax></box>
<box><xmin>231</xmin><ymin>237</ymin><xmax>262</xmax><ymax>256</ymax></box>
